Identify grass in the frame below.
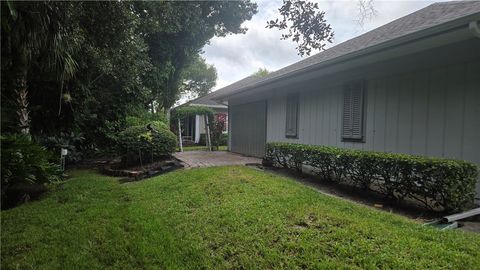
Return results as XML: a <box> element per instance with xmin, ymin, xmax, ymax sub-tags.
<box><xmin>2</xmin><ymin>166</ymin><xmax>479</xmax><ymax>269</ymax></box>
<box><xmin>177</xmin><ymin>145</ymin><xmax>227</xmax><ymax>151</ymax></box>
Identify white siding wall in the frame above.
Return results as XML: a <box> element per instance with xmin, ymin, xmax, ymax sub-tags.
<box><xmin>266</xmin><ymin>60</ymin><xmax>480</xmax><ymax>198</ymax></box>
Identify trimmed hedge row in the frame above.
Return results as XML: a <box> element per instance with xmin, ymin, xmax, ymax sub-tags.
<box><xmin>265</xmin><ymin>142</ymin><xmax>478</xmax><ymax>212</ymax></box>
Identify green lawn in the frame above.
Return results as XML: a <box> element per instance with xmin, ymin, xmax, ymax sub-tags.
<box><xmin>2</xmin><ymin>167</ymin><xmax>479</xmax><ymax>269</ymax></box>
<box><xmin>177</xmin><ymin>145</ymin><xmax>227</xmax><ymax>151</ymax></box>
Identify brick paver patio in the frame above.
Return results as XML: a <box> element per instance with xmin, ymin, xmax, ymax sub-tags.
<box><xmin>173</xmin><ymin>151</ymin><xmax>261</xmax><ymax>168</ymax></box>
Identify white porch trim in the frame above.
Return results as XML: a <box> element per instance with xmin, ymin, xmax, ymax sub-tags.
<box><xmin>195</xmin><ymin>115</ymin><xmax>200</xmax><ymax>143</ymax></box>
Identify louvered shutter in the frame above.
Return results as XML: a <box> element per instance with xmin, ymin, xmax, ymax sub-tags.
<box><xmin>342</xmin><ymin>81</ymin><xmax>364</xmax><ymax>140</ymax></box>
<box><xmin>285</xmin><ymin>94</ymin><xmax>299</xmax><ymax>138</ymax></box>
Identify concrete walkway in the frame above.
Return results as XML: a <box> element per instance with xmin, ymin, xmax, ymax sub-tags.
<box><xmin>173</xmin><ymin>151</ymin><xmax>261</xmax><ymax>168</ymax></box>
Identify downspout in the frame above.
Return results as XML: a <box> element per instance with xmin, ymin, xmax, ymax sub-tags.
<box><xmin>469</xmin><ymin>20</ymin><xmax>480</xmax><ymax>38</ymax></box>
<box><xmin>469</xmin><ymin>20</ymin><xmax>480</xmax><ymax>204</ymax></box>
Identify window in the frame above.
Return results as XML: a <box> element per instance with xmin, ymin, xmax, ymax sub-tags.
<box><xmin>342</xmin><ymin>81</ymin><xmax>365</xmax><ymax>141</ymax></box>
<box><xmin>285</xmin><ymin>94</ymin><xmax>299</xmax><ymax>138</ymax></box>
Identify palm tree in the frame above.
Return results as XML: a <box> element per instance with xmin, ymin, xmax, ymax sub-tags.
<box><xmin>1</xmin><ymin>1</ymin><xmax>77</xmax><ymax>135</ymax></box>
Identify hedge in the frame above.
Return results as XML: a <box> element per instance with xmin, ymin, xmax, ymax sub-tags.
<box><xmin>265</xmin><ymin>142</ymin><xmax>478</xmax><ymax>212</ymax></box>
<box><xmin>117</xmin><ymin>125</ymin><xmax>177</xmax><ymax>167</ymax></box>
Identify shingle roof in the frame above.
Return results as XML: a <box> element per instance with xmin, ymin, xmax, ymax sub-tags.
<box><xmin>180</xmin><ymin>75</ymin><xmax>262</xmax><ymax>107</ymax></box>
<box><xmin>187</xmin><ymin>92</ymin><xmax>224</xmax><ymax>107</ymax></box>
<box><xmin>214</xmin><ymin>1</ymin><xmax>480</xmax><ymax>99</ymax></box>
<box><xmin>208</xmin><ymin>75</ymin><xmax>261</xmax><ymax>99</ymax></box>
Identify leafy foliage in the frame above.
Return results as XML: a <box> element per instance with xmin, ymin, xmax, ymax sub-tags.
<box><xmin>1</xmin><ymin>1</ymin><xmax>257</xmax><ymax>154</ymax></box>
<box><xmin>180</xmin><ymin>56</ymin><xmax>217</xmax><ymax>101</ymax></box>
<box><xmin>39</xmin><ymin>132</ymin><xmax>94</xmax><ymax>164</ymax></box>
<box><xmin>136</xmin><ymin>1</ymin><xmax>257</xmax><ymax>110</ymax></box>
<box><xmin>1</xmin><ymin>1</ymin><xmax>79</xmax><ymax>134</ymax></box>
<box><xmin>267</xmin><ymin>0</ymin><xmax>334</xmax><ymax>56</ymax></box>
<box><xmin>170</xmin><ymin>106</ymin><xmax>214</xmax><ymax>122</ymax></box>
<box><xmin>200</xmin><ymin>133</ymin><xmax>228</xmax><ymax>148</ymax></box>
<box><xmin>117</xmin><ymin>125</ymin><xmax>177</xmax><ymax>167</ymax></box>
<box><xmin>265</xmin><ymin>142</ymin><xmax>478</xmax><ymax>212</ymax></box>
<box><xmin>210</xmin><ymin>113</ymin><xmax>227</xmax><ymax>150</ymax></box>
<box><xmin>252</xmin><ymin>67</ymin><xmax>270</xmax><ymax>77</ymax></box>
<box><xmin>1</xmin><ymin>134</ymin><xmax>62</xmax><ymax>208</ymax></box>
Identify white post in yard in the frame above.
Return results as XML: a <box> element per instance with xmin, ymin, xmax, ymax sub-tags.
<box><xmin>205</xmin><ymin>114</ymin><xmax>212</xmax><ymax>151</ymax></box>
<box><xmin>177</xmin><ymin>118</ymin><xmax>183</xmax><ymax>152</ymax></box>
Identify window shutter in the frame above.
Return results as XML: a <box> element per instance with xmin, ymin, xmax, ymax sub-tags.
<box><xmin>342</xmin><ymin>81</ymin><xmax>364</xmax><ymax>140</ymax></box>
<box><xmin>343</xmin><ymin>86</ymin><xmax>353</xmax><ymax>138</ymax></box>
<box><xmin>285</xmin><ymin>94</ymin><xmax>299</xmax><ymax>137</ymax></box>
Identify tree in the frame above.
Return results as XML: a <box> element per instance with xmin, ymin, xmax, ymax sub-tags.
<box><xmin>267</xmin><ymin>0</ymin><xmax>333</xmax><ymax>57</ymax></box>
<box><xmin>1</xmin><ymin>1</ymin><xmax>77</xmax><ymax>135</ymax></box>
<box><xmin>252</xmin><ymin>68</ymin><xmax>270</xmax><ymax>78</ymax></box>
<box><xmin>1</xmin><ymin>1</ymin><xmax>258</xmax><ymax>152</ymax></box>
<box><xmin>267</xmin><ymin>0</ymin><xmax>377</xmax><ymax>56</ymax></box>
<box><xmin>355</xmin><ymin>0</ymin><xmax>377</xmax><ymax>28</ymax></box>
<box><xmin>136</xmin><ymin>1</ymin><xmax>257</xmax><ymax>110</ymax></box>
<box><xmin>180</xmin><ymin>56</ymin><xmax>217</xmax><ymax>101</ymax></box>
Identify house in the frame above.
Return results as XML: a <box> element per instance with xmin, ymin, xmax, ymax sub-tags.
<box><xmin>173</xmin><ymin>92</ymin><xmax>228</xmax><ymax>144</ymax></box>
<box><xmin>213</xmin><ymin>1</ymin><xmax>480</xmax><ymax>201</ymax></box>
<box><xmin>174</xmin><ymin>75</ymin><xmax>260</xmax><ymax>144</ymax></box>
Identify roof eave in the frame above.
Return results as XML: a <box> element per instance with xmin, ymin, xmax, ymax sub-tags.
<box><xmin>189</xmin><ymin>103</ymin><xmax>227</xmax><ymax>109</ymax></box>
<box><xmin>213</xmin><ymin>13</ymin><xmax>480</xmax><ymax>101</ymax></box>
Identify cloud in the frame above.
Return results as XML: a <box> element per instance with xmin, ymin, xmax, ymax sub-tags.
<box><xmin>203</xmin><ymin>0</ymin><xmax>439</xmax><ymax>90</ymax></box>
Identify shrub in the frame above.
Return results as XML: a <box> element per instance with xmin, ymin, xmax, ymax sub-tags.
<box><xmin>39</xmin><ymin>132</ymin><xmax>96</xmax><ymax>164</ymax></box>
<box><xmin>199</xmin><ymin>134</ymin><xmax>207</xmax><ymax>145</ymax></box>
<box><xmin>199</xmin><ymin>133</ymin><xmax>228</xmax><ymax>147</ymax></box>
<box><xmin>1</xmin><ymin>134</ymin><xmax>62</xmax><ymax>208</ymax></box>
<box><xmin>220</xmin><ymin>133</ymin><xmax>228</xmax><ymax>146</ymax></box>
<box><xmin>125</xmin><ymin>116</ymin><xmax>167</xmax><ymax>130</ymax></box>
<box><xmin>117</xmin><ymin>125</ymin><xmax>177</xmax><ymax>166</ymax></box>
<box><xmin>265</xmin><ymin>142</ymin><xmax>478</xmax><ymax>212</ymax></box>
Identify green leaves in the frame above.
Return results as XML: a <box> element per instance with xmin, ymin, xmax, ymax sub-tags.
<box><xmin>1</xmin><ymin>134</ymin><xmax>62</xmax><ymax>207</ymax></box>
<box><xmin>171</xmin><ymin>106</ymin><xmax>214</xmax><ymax>122</ymax></box>
<box><xmin>117</xmin><ymin>124</ymin><xmax>177</xmax><ymax>167</ymax></box>
<box><xmin>180</xmin><ymin>56</ymin><xmax>217</xmax><ymax>100</ymax></box>
<box><xmin>266</xmin><ymin>142</ymin><xmax>478</xmax><ymax>212</ymax></box>
<box><xmin>1</xmin><ymin>1</ymin><xmax>257</xmax><ymax>153</ymax></box>
<box><xmin>266</xmin><ymin>0</ymin><xmax>333</xmax><ymax>56</ymax></box>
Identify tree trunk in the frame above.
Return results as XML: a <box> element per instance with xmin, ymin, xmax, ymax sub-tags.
<box><xmin>11</xmin><ymin>45</ymin><xmax>30</xmax><ymax>135</ymax></box>
<box><xmin>15</xmin><ymin>72</ymin><xmax>30</xmax><ymax>135</ymax></box>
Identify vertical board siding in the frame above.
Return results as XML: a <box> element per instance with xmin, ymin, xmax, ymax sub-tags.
<box><xmin>397</xmin><ymin>74</ymin><xmax>413</xmax><ymax>154</ymax></box>
<box><xmin>426</xmin><ymin>67</ymin><xmax>447</xmax><ymax>157</ymax></box>
<box><xmin>373</xmin><ymin>78</ymin><xmax>387</xmax><ymax>151</ymax></box>
<box><xmin>231</xmin><ymin>101</ymin><xmax>266</xmax><ymax>157</ymax></box>
<box><xmin>463</xmin><ymin>60</ymin><xmax>480</xmax><ymax>164</ymax></box>
<box><xmin>444</xmin><ymin>64</ymin><xmax>466</xmax><ymax>158</ymax></box>
<box><xmin>266</xmin><ymin>60</ymin><xmax>480</xmax><ymax>167</ymax></box>
<box><xmin>410</xmin><ymin>71</ymin><xmax>429</xmax><ymax>156</ymax></box>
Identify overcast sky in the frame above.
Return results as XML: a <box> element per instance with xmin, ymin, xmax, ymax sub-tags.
<box><xmin>203</xmin><ymin>0</ymin><xmax>444</xmax><ymax>90</ymax></box>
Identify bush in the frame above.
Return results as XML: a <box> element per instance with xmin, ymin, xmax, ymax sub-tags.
<box><xmin>220</xmin><ymin>133</ymin><xmax>228</xmax><ymax>146</ymax></box>
<box><xmin>199</xmin><ymin>133</ymin><xmax>228</xmax><ymax>147</ymax></box>
<box><xmin>265</xmin><ymin>142</ymin><xmax>478</xmax><ymax>212</ymax></box>
<box><xmin>199</xmin><ymin>134</ymin><xmax>207</xmax><ymax>146</ymax></box>
<box><xmin>125</xmin><ymin>116</ymin><xmax>167</xmax><ymax>130</ymax></box>
<box><xmin>1</xmin><ymin>134</ymin><xmax>62</xmax><ymax>208</ymax></box>
<box><xmin>117</xmin><ymin>125</ymin><xmax>177</xmax><ymax>166</ymax></box>
<box><xmin>39</xmin><ymin>132</ymin><xmax>97</xmax><ymax>164</ymax></box>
